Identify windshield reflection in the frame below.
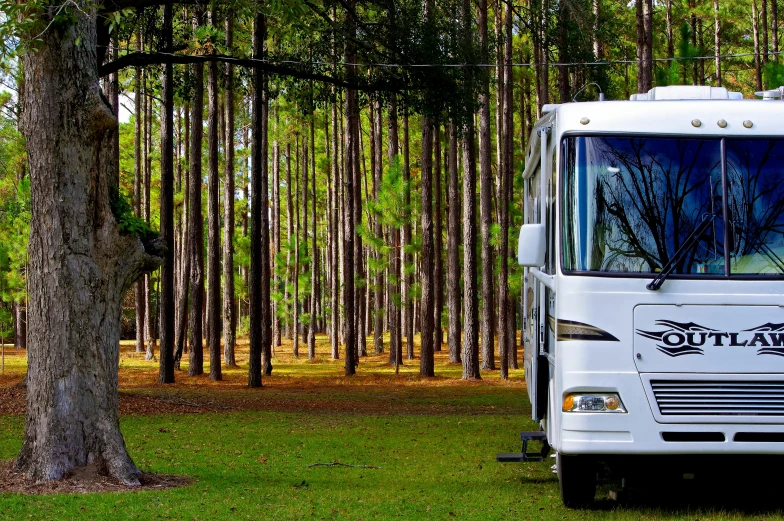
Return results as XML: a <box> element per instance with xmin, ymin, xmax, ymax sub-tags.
<box><xmin>563</xmin><ymin>136</ymin><xmax>723</xmax><ymax>274</ymax></box>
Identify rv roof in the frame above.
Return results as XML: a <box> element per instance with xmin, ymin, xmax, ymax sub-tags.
<box><xmin>629</xmin><ymin>85</ymin><xmax>743</xmax><ymax>100</ymax></box>
<box><xmin>547</xmin><ymin>97</ymin><xmax>784</xmax><ymax>138</ymax></box>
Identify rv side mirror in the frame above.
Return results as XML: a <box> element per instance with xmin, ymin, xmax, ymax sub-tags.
<box><xmin>517</xmin><ymin>224</ymin><xmax>546</xmax><ymax>267</ymax></box>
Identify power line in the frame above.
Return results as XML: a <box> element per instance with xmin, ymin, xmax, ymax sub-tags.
<box><xmin>102</xmin><ymin>48</ymin><xmax>782</xmax><ymax>70</ymax></box>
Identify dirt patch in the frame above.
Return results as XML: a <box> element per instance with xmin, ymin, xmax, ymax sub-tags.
<box><xmin>0</xmin><ymin>387</ymin><xmax>226</xmax><ymax>416</ymax></box>
<box><xmin>0</xmin><ymin>461</ymin><xmax>192</xmax><ymax>495</ymax></box>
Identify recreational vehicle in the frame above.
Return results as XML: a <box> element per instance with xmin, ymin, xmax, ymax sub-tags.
<box><xmin>503</xmin><ymin>85</ymin><xmax>784</xmax><ymax>507</ymax></box>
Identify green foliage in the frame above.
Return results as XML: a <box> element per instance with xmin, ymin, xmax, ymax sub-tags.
<box><xmin>109</xmin><ymin>186</ymin><xmax>157</xmax><ymax>242</ymax></box>
<box><xmin>763</xmin><ymin>62</ymin><xmax>784</xmax><ymax>90</ymax></box>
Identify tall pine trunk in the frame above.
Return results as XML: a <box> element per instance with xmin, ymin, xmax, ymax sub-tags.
<box><xmin>373</xmin><ymin>99</ymin><xmax>385</xmax><ymax>355</ymax></box>
<box><xmin>446</xmin><ymin>122</ymin><xmax>461</xmax><ymax>364</ymax></box>
<box><xmin>433</xmin><ymin>124</ymin><xmax>443</xmax><ymax>352</ymax></box>
<box><xmin>188</xmin><ymin>13</ymin><xmax>205</xmax><ymax>376</ymax></box>
<box><xmin>388</xmin><ymin>97</ymin><xmax>402</xmax><ymax>369</ymax></box>
<box><xmin>158</xmin><ymin>5</ymin><xmax>175</xmax><ymax>383</ymax></box>
<box><xmin>223</xmin><ymin>15</ymin><xmax>237</xmax><ymax>367</ymax></box>
<box><xmin>134</xmin><ymin>28</ymin><xmax>145</xmax><ymax>355</ymax></box>
<box><xmin>248</xmin><ymin>13</ymin><xmax>268</xmax><ymax>387</ymax></box>
<box><xmin>402</xmin><ymin>107</ymin><xmax>413</xmax><ymax>360</ymax></box>
<box><xmin>206</xmin><ymin>7</ymin><xmax>222</xmax><ymax>382</ymax></box>
<box><xmin>499</xmin><ymin>0</ymin><xmax>514</xmax><ymax>380</ymax></box>
<box><xmin>344</xmin><ymin>3</ymin><xmax>359</xmax><ymax>375</ymax></box>
<box><xmin>479</xmin><ymin>0</ymin><xmax>495</xmax><ymax>372</ymax></box>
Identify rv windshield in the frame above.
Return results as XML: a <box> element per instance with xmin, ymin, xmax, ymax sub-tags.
<box><xmin>562</xmin><ymin>136</ymin><xmax>784</xmax><ymax>276</ymax></box>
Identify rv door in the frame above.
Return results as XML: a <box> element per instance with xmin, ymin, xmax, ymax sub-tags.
<box><xmin>523</xmin><ymin>126</ymin><xmax>550</xmax><ymax>422</ymax></box>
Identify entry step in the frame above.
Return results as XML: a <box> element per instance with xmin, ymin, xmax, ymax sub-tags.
<box><xmin>497</xmin><ymin>431</ymin><xmax>551</xmax><ymax>463</ymax></box>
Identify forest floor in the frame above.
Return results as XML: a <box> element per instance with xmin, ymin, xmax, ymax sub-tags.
<box><xmin>0</xmin><ymin>335</ymin><xmax>782</xmax><ymax>520</ymax></box>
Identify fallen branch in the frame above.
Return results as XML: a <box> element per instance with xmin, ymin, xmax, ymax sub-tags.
<box><xmin>307</xmin><ymin>462</ymin><xmax>380</xmax><ymax>469</ymax></box>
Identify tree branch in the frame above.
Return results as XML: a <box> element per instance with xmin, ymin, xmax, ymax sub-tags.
<box><xmin>99</xmin><ymin>52</ymin><xmax>402</xmax><ymax>92</ymax></box>
<box><xmin>101</xmin><ymin>0</ymin><xmax>203</xmax><ymax>13</ymax></box>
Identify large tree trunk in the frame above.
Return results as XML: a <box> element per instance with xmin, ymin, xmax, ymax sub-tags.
<box><xmin>308</xmin><ymin>117</ymin><xmax>317</xmax><ymax>360</ymax></box>
<box><xmin>461</xmin><ymin>0</ymin><xmax>480</xmax><ymax>379</ymax></box>
<box><xmin>387</xmin><ymin>96</ymin><xmax>402</xmax><ymax>369</ymax></box>
<box><xmin>206</xmin><ymin>7</ymin><xmax>222</xmax><ymax>382</ymax></box>
<box><xmin>373</xmin><ymin>99</ymin><xmax>385</xmax><ymax>355</ymax></box>
<box><xmin>285</xmin><ymin>140</ymin><xmax>294</xmax><ymax>342</ymax></box>
<box><xmin>344</xmin><ymin>3</ymin><xmax>359</xmax><ymax>375</ymax></box>
<box><xmin>302</xmin><ymin>130</ymin><xmax>310</xmax><ymax>349</ymax></box>
<box><xmin>420</xmin><ymin>118</ymin><xmax>435</xmax><ymax>376</ymax></box>
<box><xmin>174</xmin><ymin>100</ymin><xmax>190</xmax><ymax>370</ymax></box>
<box><xmin>248</xmin><ymin>13</ymin><xmax>269</xmax><ymax>386</ymax></box>
<box><xmin>158</xmin><ymin>5</ymin><xmax>175</xmax><ymax>383</ymax></box>
<box><xmin>446</xmin><ymin>122</ymin><xmax>461</xmax><ymax>365</ymax></box>
<box><xmin>16</xmin><ymin>4</ymin><xmax>163</xmax><ymax>484</ymax></box>
<box><xmin>134</xmin><ymin>29</ymin><xmax>145</xmax><ymax>355</ymax></box>
<box><xmin>402</xmin><ymin>107</ymin><xmax>414</xmax><ymax>361</ymax></box>
<box><xmin>272</xmin><ymin>110</ymin><xmax>281</xmax><ymax>349</ymax></box>
<box><xmin>188</xmin><ymin>16</ymin><xmax>205</xmax><ymax>376</ymax></box>
<box><xmin>499</xmin><ymin>0</ymin><xmax>514</xmax><ymax>380</ymax></box>
<box><xmin>223</xmin><ymin>14</ymin><xmax>237</xmax><ymax>367</ymax></box>
<box><xmin>330</xmin><ymin>100</ymin><xmax>340</xmax><ymax>360</ymax></box>
<box><xmin>714</xmin><ymin>0</ymin><xmax>722</xmax><ymax>86</ymax></box>
<box><xmin>479</xmin><ymin>0</ymin><xmax>495</xmax><ymax>372</ymax></box>
<box><xmin>433</xmin><ymin>124</ymin><xmax>443</xmax><ymax>352</ymax></box>
<box><xmin>293</xmin><ymin>135</ymin><xmax>300</xmax><ymax>358</ymax></box>
<box><xmin>666</xmin><ymin>0</ymin><xmax>674</xmax><ymax>58</ymax></box>
<box><xmin>754</xmin><ymin>0</ymin><xmax>764</xmax><ymax>91</ymax></box>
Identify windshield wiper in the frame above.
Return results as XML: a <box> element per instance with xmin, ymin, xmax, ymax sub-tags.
<box><xmin>647</xmin><ymin>213</ymin><xmax>717</xmax><ymax>291</ymax></box>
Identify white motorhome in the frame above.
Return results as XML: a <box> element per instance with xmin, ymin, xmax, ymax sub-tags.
<box><xmin>511</xmin><ymin>85</ymin><xmax>784</xmax><ymax>507</ymax></box>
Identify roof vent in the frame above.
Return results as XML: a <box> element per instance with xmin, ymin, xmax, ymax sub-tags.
<box><xmin>755</xmin><ymin>87</ymin><xmax>784</xmax><ymax>100</ymax></box>
<box><xmin>630</xmin><ymin>86</ymin><xmax>742</xmax><ymax>101</ymax></box>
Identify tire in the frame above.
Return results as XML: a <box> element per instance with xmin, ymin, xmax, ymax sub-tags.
<box><xmin>557</xmin><ymin>453</ymin><xmax>597</xmax><ymax>508</ymax></box>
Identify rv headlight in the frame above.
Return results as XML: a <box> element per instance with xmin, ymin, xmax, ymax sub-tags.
<box><xmin>562</xmin><ymin>393</ymin><xmax>626</xmax><ymax>413</ymax></box>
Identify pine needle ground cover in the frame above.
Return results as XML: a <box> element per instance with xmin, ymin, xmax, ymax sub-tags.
<box><xmin>0</xmin><ymin>338</ymin><xmax>782</xmax><ymax>520</ymax></box>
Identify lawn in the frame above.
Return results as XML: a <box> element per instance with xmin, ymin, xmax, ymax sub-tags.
<box><xmin>0</xmin><ymin>335</ymin><xmax>782</xmax><ymax>520</ymax></box>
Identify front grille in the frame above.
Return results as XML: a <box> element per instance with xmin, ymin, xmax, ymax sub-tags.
<box><xmin>651</xmin><ymin>380</ymin><xmax>784</xmax><ymax>416</ymax></box>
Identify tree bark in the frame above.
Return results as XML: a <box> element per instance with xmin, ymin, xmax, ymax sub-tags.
<box><xmin>479</xmin><ymin>0</ymin><xmax>495</xmax><ymax>372</ymax></box>
<box><xmin>499</xmin><ymin>0</ymin><xmax>514</xmax><ymax>380</ymax></box>
<box><xmin>249</xmin><ymin>13</ymin><xmax>268</xmax><ymax>386</ymax></box>
<box><xmin>309</xmin><ymin>117</ymin><xmax>317</xmax><ymax>360</ymax></box>
<box><xmin>446</xmin><ymin>122</ymin><xmax>461</xmax><ymax>365</ymax></box>
<box><xmin>461</xmin><ymin>0</ymin><xmax>480</xmax><ymax>380</ymax></box>
<box><xmin>666</xmin><ymin>0</ymin><xmax>674</xmax><ymax>58</ymax></box>
<box><xmin>330</xmin><ymin>99</ymin><xmax>340</xmax><ymax>360</ymax></box>
<box><xmin>433</xmin><ymin>124</ymin><xmax>443</xmax><ymax>353</ymax></box>
<box><xmin>223</xmin><ymin>14</ymin><xmax>237</xmax><ymax>367</ymax></box>
<box><xmin>188</xmin><ymin>12</ymin><xmax>205</xmax><ymax>377</ymax></box>
<box><xmin>420</xmin><ymin>118</ymin><xmax>435</xmax><ymax>376</ymax></box>
<box><xmin>754</xmin><ymin>0</ymin><xmax>764</xmax><ymax>91</ymax></box>
<box><xmin>402</xmin><ymin>106</ymin><xmax>413</xmax><ymax>360</ymax></box>
<box><xmin>293</xmin><ymin>134</ymin><xmax>300</xmax><ymax>357</ymax></box>
<box><xmin>387</xmin><ymin>96</ymin><xmax>402</xmax><ymax>369</ymax></box>
<box><xmin>344</xmin><ymin>32</ymin><xmax>358</xmax><ymax>376</ymax></box>
<box><xmin>272</xmin><ymin>110</ymin><xmax>281</xmax><ymax>349</ymax></box>
<box><xmin>302</xmin><ymin>130</ymin><xmax>310</xmax><ymax>349</ymax></box>
<box><xmin>158</xmin><ymin>4</ymin><xmax>175</xmax><ymax>383</ymax></box>
<box><xmin>714</xmin><ymin>0</ymin><xmax>722</xmax><ymax>86</ymax></box>
<box><xmin>373</xmin><ymin>99</ymin><xmax>385</xmax><ymax>355</ymax></box>
<box><xmin>16</xmin><ymin>4</ymin><xmax>163</xmax><ymax>484</ymax></box>
<box><xmin>134</xmin><ymin>28</ymin><xmax>145</xmax><ymax>355</ymax></box>
<box><xmin>207</xmin><ymin>7</ymin><xmax>222</xmax><ymax>382</ymax></box>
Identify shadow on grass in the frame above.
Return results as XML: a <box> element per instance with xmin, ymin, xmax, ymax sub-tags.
<box><xmin>588</xmin><ymin>456</ymin><xmax>784</xmax><ymax>516</ymax></box>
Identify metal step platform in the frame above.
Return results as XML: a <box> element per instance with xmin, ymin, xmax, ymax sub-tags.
<box><xmin>497</xmin><ymin>431</ymin><xmax>551</xmax><ymax>463</ymax></box>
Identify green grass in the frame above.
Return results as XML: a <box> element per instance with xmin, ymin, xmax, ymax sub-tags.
<box><xmin>1</xmin><ymin>404</ymin><xmax>784</xmax><ymax>520</ymax></box>
<box><xmin>1</xmin><ymin>337</ymin><xmax>784</xmax><ymax>520</ymax></box>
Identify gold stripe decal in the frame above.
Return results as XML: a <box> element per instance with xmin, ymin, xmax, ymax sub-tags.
<box><xmin>548</xmin><ymin>316</ymin><xmax>620</xmax><ymax>342</ymax></box>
